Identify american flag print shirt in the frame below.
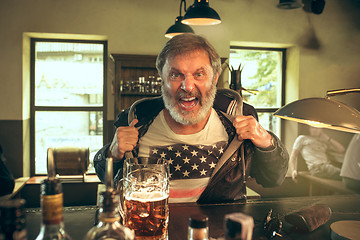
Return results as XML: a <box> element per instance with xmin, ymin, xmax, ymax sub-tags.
<box><xmin>149</xmin><ymin>141</ymin><xmax>228</xmax><ymax>202</ymax></box>
<box><xmin>138</xmin><ymin>109</ymin><xmax>229</xmax><ymax>202</ymax></box>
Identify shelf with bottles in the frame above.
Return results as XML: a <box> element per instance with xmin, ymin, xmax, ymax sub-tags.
<box><xmin>119</xmin><ymin>75</ymin><xmax>162</xmax><ymax>96</ymax></box>
<box><xmin>111</xmin><ymin>54</ymin><xmax>161</xmax><ymax>117</ymax></box>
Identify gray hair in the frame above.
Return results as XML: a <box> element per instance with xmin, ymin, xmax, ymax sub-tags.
<box><xmin>156</xmin><ymin>33</ymin><xmax>221</xmax><ymax>78</ymax></box>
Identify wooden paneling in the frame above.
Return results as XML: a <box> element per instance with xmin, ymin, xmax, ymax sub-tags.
<box><xmin>0</xmin><ymin>119</ymin><xmax>25</xmax><ymax>178</ymax></box>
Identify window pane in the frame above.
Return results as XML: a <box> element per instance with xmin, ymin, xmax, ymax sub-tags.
<box><xmin>229</xmin><ymin>49</ymin><xmax>282</xmax><ymax>108</ymax></box>
<box><xmin>258</xmin><ymin>112</ymin><xmax>281</xmax><ymax>137</ymax></box>
<box><xmin>35</xmin><ymin>111</ymin><xmax>103</xmax><ymax>174</ymax></box>
<box><xmin>34</xmin><ymin>42</ymin><xmax>104</xmax><ymax>107</ymax></box>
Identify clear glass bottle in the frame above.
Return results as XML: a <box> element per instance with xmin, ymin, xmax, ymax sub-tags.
<box><xmin>0</xmin><ymin>199</ymin><xmax>27</xmax><ymax>240</ymax></box>
<box><xmin>35</xmin><ymin>178</ymin><xmax>71</xmax><ymax>240</ymax></box>
<box><xmin>188</xmin><ymin>214</ymin><xmax>209</xmax><ymax>240</ymax></box>
<box><xmin>84</xmin><ymin>189</ymin><xmax>135</xmax><ymax>240</ymax></box>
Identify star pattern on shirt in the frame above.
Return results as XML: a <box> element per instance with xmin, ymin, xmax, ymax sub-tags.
<box><xmin>149</xmin><ymin>141</ymin><xmax>227</xmax><ymax>180</ymax></box>
<box><xmin>209</xmin><ymin>162</ymin><xmax>216</xmax><ymax>169</ymax></box>
<box><xmin>183</xmin><ymin>157</ymin><xmax>190</xmax><ymax>164</ymax></box>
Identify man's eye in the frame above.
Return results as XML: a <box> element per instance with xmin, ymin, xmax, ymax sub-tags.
<box><xmin>170</xmin><ymin>72</ymin><xmax>181</xmax><ymax>79</ymax></box>
<box><xmin>195</xmin><ymin>72</ymin><xmax>205</xmax><ymax>79</ymax></box>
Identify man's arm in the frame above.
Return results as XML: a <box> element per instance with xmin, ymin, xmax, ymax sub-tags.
<box><xmin>250</xmin><ymin>132</ymin><xmax>289</xmax><ymax>187</ymax></box>
<box><xmin>289</xmin><ymin>148</ymin><xmax>300</xmax><ymax>182</ymax></box>
<box><xmin>235</xmin><ymin>104</ymin><xmax>289</xmax><ymax>188</ymax></box>
<box><xmin>0</xmin><ymin>149</ymin><xmax>15</xmax><ymax>196</ymax></box>
<box><xmin>94</xmin><ymin>112</ymin><xmax>138</xmax><ymax>185</ymax></box>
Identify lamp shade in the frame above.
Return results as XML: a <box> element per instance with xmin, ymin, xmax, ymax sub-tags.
<box><xmin>277</xmin><ymin>0</ymin><xmax>303</xmax><ymax>9</ymax></box>
<box><xmin>182</xmin><ymin>0</ymin><xmax>221</xmax><ymax>25</ymax></box>
<box><xmin>273</xmin><ymin>98</ymin><xmax>360</xmax><ymax>133</ymax></box>
<box><xmin>165</xmin><ymin>16</ymin><xmax>194</xmax><ymax>38</ymax></box>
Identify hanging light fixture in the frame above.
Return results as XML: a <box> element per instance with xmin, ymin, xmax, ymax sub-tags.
<box><xmin>277</xmin><ymin>0</ymin><xmax>303</xmax><ymax>9</ymax></box>
<box><xmin>182</xmin><ymin>0</ymin><xmax>221</xmax><ymax>26</ymax></box>
<box><xmin>165</xmin><ymin>0</ymin><xmax>195</xmax><ymax>38</ymax></box>
<box><xmin>273</xmin><ymin>88</ymin><xmax>360</xmax><ymax>134</ymax></box>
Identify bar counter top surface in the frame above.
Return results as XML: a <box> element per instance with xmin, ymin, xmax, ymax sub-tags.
<box><xmin>25</xmin><ymin>194</ymin><xmax>360</xmax><ymax>240</ymax></box>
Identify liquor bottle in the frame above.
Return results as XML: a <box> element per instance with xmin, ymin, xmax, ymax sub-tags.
<box><xmin>188</xmin><ymin>214</ymin><xmax>209</xmax><ymax>240</ymax></box>
<box><xmin>84</xmin><ymin>189</ymin><xmax>135</xmax><ymax>240</ymax></box>
<box><xmin>35</xmin><ymin>178</ymin><xmax>71</xmax><ymax>240</ymax></box>
<box><xmin>0</xmin><ymin>198</ymin><xmax>27</xmax><ymax>240</ymax></box>
<box><xmin>85</xmin><ymin>157</ymin><xmax>135</xmax><ymax>240</ymax></box>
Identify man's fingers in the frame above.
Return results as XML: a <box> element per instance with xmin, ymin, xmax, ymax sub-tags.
<box><xmin>118</xmin><ymin>142</ymin><xmax>136</xmax><ymax>154</ymax></box>
<box><xmin>129</xmin><ymin>119</ymin><xmax>139</xmax><ymax>127</ymax></box>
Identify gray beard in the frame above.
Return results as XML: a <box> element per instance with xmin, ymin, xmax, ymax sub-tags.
<box><xmin>161</xmin><ymin>83</ymin><xmax>217</xmax><ymax>125</ymax></box>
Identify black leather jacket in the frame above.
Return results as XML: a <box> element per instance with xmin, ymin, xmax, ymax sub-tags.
<box><xmin>94</xmin><ymin>89</ymin><xmax>289</xmax><ymax>203</ymax></box>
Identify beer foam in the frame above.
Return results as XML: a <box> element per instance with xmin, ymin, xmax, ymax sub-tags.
<box><xmin>127</xmin><ymin>191</ymin><xmax>168</xmax><ymax>202</ymax></box>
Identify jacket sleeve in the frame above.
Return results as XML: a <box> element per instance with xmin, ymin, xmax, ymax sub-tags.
<box><xmin>94</xmin><ymin>110</ymin><xmax>129</xmax><ymax>186</ymax></box>
<box><xmin>250</xmin><ymin>132</ymin><xmax>289</xmax><ymax>187</ymax></box>
<box><xmin>0</xmin><ymin>147</ymin><xmax>15</xmax><ymax>196</ymax></box>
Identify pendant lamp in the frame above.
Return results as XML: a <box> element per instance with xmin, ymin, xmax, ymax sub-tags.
<box><xmin>273</xmin><ymin>88</ymin><xmax>360</xmax><ymax>133</ymax></box>
<box><xmin>182</xmin><ymin>0</ymin><xmax>221</xmax><ymax>26</ymax></box>
<box><xmin>165</xmin><ymin>0</ymin><xmax>195</xmax><ymax>38</ymax></box>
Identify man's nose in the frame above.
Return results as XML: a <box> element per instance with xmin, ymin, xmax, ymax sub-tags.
<box><xmin>180</xmin><ymin>75</ymin><xmax>195</xmax><ymax>92</ymax></box>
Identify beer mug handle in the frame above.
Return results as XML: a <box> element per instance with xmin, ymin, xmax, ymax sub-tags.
<box><xmin>116</xmin><ymin>178</ymin><xmax>126</xmax><ymax>224</ymax></box>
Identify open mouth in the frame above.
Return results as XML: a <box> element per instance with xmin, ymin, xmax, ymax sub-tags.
<box><xmin>179</xmin><ymin>97</ymin><xmax>199</xmax><ymax>109</ymax></box>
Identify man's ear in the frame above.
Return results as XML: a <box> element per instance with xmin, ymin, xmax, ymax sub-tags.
<box><xmin>214</xmin><ymin>73</ymin><xmax>219</xmax><ymax>85</ymax></box>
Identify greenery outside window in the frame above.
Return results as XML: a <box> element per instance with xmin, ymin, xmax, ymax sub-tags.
<box><xmin>31</xmin><ymin>39</ymin><xmax>107</xmax><ymax>175</ymax></box>
<box><xmin>229</xmin><ymin>46</ymin><xmax>286</xmax><ymax>137</ymax></box>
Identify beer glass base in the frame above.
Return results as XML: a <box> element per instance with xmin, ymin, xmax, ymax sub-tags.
<box><xmin>135</xmin><ymin>232</ymin><xmax>168</xmax><ymax>240</ymax></box>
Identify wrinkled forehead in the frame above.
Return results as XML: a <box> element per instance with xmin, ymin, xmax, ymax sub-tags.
<box><xmin>165</xmin><ymin>49</ymin><xmax>211</xmax><ymax>66</ymax></box>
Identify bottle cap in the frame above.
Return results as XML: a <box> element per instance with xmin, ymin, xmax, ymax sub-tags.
<box><xmin>0</xmin><ymin>198</ymin><xmax>26</xmax><ymax>209</ymax></box>
<box><xmin>41</xmin><ymin>178</ymin><xmax>62</xmax><ymax>195</ymax></box>
<box><xmin>189</xmin><ymin>214</ymin><xmax>208</xmax><ymax>229</ymax></box>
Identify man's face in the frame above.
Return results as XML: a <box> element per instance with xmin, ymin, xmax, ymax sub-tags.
<box><xmin>309</xmin><ymin>126</ymin><xmax>322</xmax><ymax>137</ymax></box>
<box><xmin>161</xmin><ymin>50</ymin><xmax>218</xmax><ymax>125</ymax></box>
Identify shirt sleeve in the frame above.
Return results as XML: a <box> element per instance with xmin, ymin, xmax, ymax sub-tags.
<box><xmin>292</xmin><ymin>135</ymin><xmax>305</xmax><ymax>151</ymax></box>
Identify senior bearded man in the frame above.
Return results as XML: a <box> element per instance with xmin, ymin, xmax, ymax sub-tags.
<box><xmin>94</xmin><ymin>33</ymin><xmax>289</xmax><ymax>203</ymax></box>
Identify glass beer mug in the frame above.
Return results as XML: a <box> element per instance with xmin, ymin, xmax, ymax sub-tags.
<box><xmin>118</xmin><ymin>157</ymin><xmax>170</xmax><ymax>240</ymax></box>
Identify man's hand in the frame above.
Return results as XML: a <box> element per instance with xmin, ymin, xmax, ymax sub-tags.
<box><xmin>318</xmin><ymin>131</ymin><xmax>330</xmax><ymax>143</ymax></box>
<box><xmin>233</xmin><ymin>115</ymin><xmax>273</xmax><ymax>149</ymax></box>
<box><xmin>108</xmin><ymin>119</ymin><xmax>139</xmax><ymax>160</ymax></box>
<box><xmin>291</xmin><ymin>170</ymin><xmax>298</xmax><ymax>183</ymax></box>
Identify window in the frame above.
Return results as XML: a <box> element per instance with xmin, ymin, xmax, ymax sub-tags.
<box><xmin>31</xmin><ymin>39</ymin><xmax>107</xmax><ymax>175</ymax></box>
<box><xmin>229</xmin><ymin>46</ymin><xmax>285</xmax><ymax>137</ymax></box>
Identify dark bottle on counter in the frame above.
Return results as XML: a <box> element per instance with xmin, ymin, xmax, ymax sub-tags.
<box><xmin>224</xmin><ymin>213</ymin><xmax>254</xmax><ymax>240</ymax></box>
<box><xmin>35</xmin><ymin>178</ymin><xmax>71</xmax><ymax>240</ymax></box>
<box><xmin>188</xmin><ymin>214</ymin><xmax>209</xmax><ymax>240</ymax></box>
<box><xmin>0</xmin><ymin>199</ymin><xmax>27</xmax><ymax>240</ymax></box>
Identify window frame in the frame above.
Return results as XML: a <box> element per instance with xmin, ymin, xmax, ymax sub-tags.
<box><xmin>229</xmin><ymin>45</ymin><xmax>286</xmax><ymax>139</ymax></box>
<box><xmin>30</xmin><ymin>38</ymin><xmax>108</xmax><ymax>176</ymax></box>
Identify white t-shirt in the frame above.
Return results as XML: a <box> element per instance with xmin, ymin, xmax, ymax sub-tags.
<box><xmin>139</xmin><ymin>108</ymin><xmax>228</xmax><ymax>202</ymax></box>
<box><xmin>340</xmin><ymin>134</ymin><xmax>360</xmax><ymax>180</ymax></box>
<box><xmin>292</xmin><ymin>135</ymin><xmax>329</xmax><ymax>170</ymax></box>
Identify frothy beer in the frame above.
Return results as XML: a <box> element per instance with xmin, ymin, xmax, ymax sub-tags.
<box><xmin>124</xmin><ymin>191</ymin><xmax>169</xmax><ymax>239</ymax></box>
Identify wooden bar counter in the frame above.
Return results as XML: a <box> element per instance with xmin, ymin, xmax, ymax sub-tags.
<box><xmin>25</xmin><ymin>194</ymin><xmax>360</xmax><ymax>240</ymax></box>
